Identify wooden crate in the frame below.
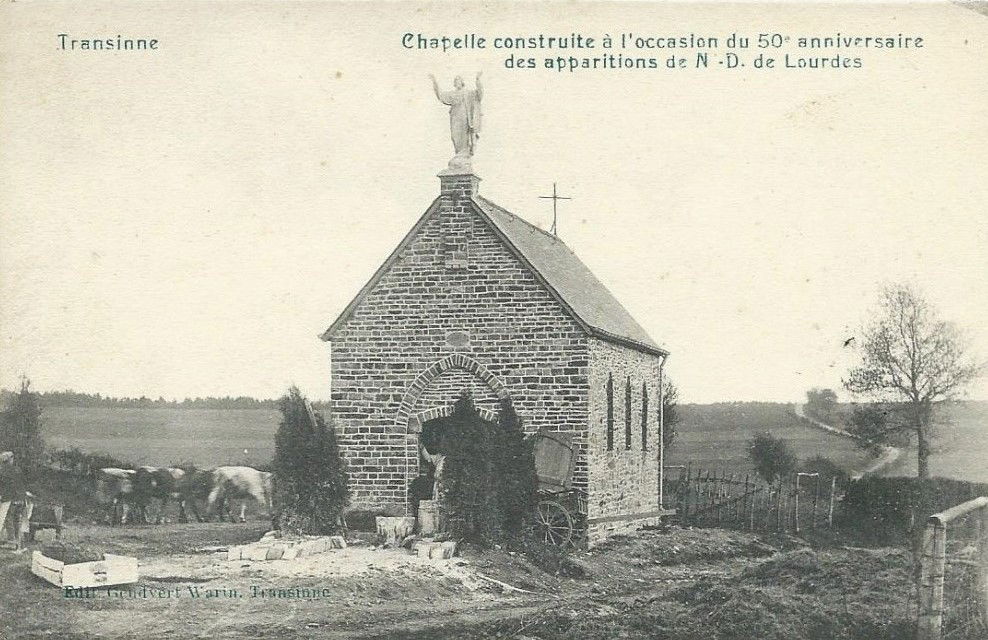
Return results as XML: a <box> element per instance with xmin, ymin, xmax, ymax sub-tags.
<box><xmin>31</xmin><ymin>550</ymin><xmax>138</xmax><ymax>588</ymax></box>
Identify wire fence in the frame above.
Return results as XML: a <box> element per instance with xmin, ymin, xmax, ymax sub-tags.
<box><xmin>918</xmin><ymin>496</ymin><xmax>988</xmax><ymax>640</ymax></box>
<box><xmin>663</xmin><ymin>464</ymin><xmax>842</xmax><ymax>533</ymax></box>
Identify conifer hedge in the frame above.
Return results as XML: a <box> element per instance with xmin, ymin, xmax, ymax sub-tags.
<box><xmin>272</xmin><ymin>386</ymin><xmax>349</xmax><ymax>535</ymax></box>
<box><xmin>439</xmin><ymin>391</ymin><xmax>538</xmax><ymax>547</ymax></box>
<box><xmin>494</xmin><ymin>396</ymin><xmax>538</xmax><ymax>543</ymax></box>
<box><xmin>0</xmin><ymin>379</ymin><xmax>45</xmax><ymax>493</ymax></box>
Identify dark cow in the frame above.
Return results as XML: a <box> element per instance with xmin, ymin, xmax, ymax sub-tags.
<box><xmin>206</xmin><ymin>466</ymin><xmax>273</xmax><ymax>522</ymax></box>
<box><xmin>94</xmin><ymin>468</ymin><xmax>138</xmax><ymax>525</ymax></box>
<box><xmin>134</xmin><ymin>466</ymin><xmax>208</xmax><ymax>524</ymax></box>
<box><xmin>173</xmin><ymin>467</ymin><xmax>213</xmax><ymax>523</ymax></box>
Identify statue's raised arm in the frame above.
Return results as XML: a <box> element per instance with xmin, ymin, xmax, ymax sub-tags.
<box><xmin>429</xmin><ymin>74</ymin><xmax>453</xmax><ymax>106</ymax></box>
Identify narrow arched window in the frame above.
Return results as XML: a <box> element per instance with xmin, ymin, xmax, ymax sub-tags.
<box><xmin>625</xmin><ymin>377</ymin><xmax>632</xmax><ymax>450</ymax></box>
<box><xmin>606</xmin><ymin>374</ymin><xmax>614</xmax><ymax>451</ymax></box>
<box><xmin>642</xmin><ymin>381</ymin><xmax>649</xmax><ymax>451</ymax></box>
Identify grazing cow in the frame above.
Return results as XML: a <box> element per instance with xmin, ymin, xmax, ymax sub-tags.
<box><xmin>134</xmin><ymin>467</ymin><xmax>208</xmax><ymax>524</ymax></box>
<box><xmin>206</xmin><ymin>466</ymin><xmax>273</xmax><ymax>523</ymax></box>
<box><xmin>94</xmin><ymin>468</ymin><xmax>138</xmax><ymax>525</ymax></box>
<box><xmin>174</xmin><ymin>467</ymin><xmax>213</xmax><ymax>523</ymax></box>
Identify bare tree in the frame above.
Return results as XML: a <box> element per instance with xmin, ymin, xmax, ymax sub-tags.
<box><xmin>843</xmin><ymin>284</ymin><xmax>982</xmax><ymax>478</ymax></box>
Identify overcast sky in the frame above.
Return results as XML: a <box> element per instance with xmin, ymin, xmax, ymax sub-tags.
<box><xmin>1</xmin><ymin>2</ymin><xmax>986</xmax><ymax>403</ymax></box>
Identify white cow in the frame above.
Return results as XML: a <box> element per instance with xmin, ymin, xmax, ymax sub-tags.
<box><xmin>206</xmin><ymin>466</ymin><xmax>273</xmax><ymax>523</ymax></box>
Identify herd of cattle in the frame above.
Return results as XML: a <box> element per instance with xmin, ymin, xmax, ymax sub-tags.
<box><xmin>95</xmin><ymin>465</ymin><xmax>273</xmax><ymax>525</ymax></box>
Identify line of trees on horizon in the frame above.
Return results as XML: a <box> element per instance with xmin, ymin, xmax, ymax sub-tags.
<box><xmin>0</xmin><ymin>388</ymin><xmax>333</xmax><ymax>411</ymax></box>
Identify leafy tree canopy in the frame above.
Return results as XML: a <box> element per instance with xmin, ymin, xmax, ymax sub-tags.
<box><xmin>748</xmin><ymin>431</ymin><xmax>797</xmax><ymax>484</ymax></box>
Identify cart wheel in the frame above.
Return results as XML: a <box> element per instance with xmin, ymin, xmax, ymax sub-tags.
<box><xmin>534</xmin><ymin>500</ymin><xmax>574</xmax><ymax>546</ymax></box>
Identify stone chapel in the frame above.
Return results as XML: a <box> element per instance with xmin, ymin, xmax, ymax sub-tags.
<box><xmin>321</xmin><ymin>76</ymin><xmax>670</xmax><ymax>544</ymax></box>
<box><xmin>321</xmin><ymin>167</ymin><xmax>673</xmax><ymax>544</ymax></box>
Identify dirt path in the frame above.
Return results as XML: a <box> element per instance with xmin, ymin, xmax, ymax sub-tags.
<box><xmin>1</xmin><ymin>522</ymin><xmax>774</xmax><ymax>639</ymax></box>
<box><xmin>792</xmin><ymin>403</ymin><xmax>902</xmax><ymax>478</ymax></box>
<box><xmin>792</xmin><ymin>403</ymin><xmax>857</xmax><ymax>439</ymax></box>
<box><xmin>850</xmin><ymin>445</ymin><xmax>903</xmax><ymax>480</ymax></box>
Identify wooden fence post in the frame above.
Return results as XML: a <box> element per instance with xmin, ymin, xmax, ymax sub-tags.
<box><xmin>794</xmin><ymin>474</ymin><xmax>801</xmax><ymax>533</ymax></box>
<box><xmin>828</xmin><ymin>477</ymin><xmax>837</xmax><ymax>528</ymax></box>
<box><xmin>776</xmin><ymin>479</ymin><xmax>784</xmax><ymax>531</ymax></box>
<box><xmin>980</xmin><ymin>505</ymin><xmax>988</xmax><ymax>629</ymax></box>
<box><xmin>743</xmin><ymin>475</ymin><xmax>751</xmax><ymax>530</ymax></box>
<box><xmin>765</xmin><ymin>483</ymin><xmax>774</xmax><ymax>531</ymax></box>
<box><xmin>917</xmin><ymin>520</ymin><xmax>946</xmax><ymax>640</ymax></box>
<box><xmin>752</xmin><ymin>487</ymin><xmax>759</xmax><ymax>531</ymax></box>
<box><xmin>917</xmin><ymin>522</ymin><xmax>935</xmax><ymax>640</ymax></box>
<box><xmin>789</xmin><ymin>478</ymin><xmax>795</xmax><ymax>531</ymax></box>
<box><xmin>693</xmin><ymin>467</ymin><xmax>702</xmax><ymax>526</ymax></box>
<box><xmin>748</xmin><ymin>480</ymin><xmax>756</xmax><ymax>532</ymax></box>
<box><xmin>680</xmin><ymin>463</ymin><xmax>692</xmax><ymax>524</ymax></box>
<box><xmin>728</xmin><ymin>473</ymin><xmax>744</xmax><ymax>526</ymax></box>
<box><xmin>715</xmin><ymin>471</ymin><xmax>723</xmax><ymax>526</ymax></box>
<box><xmin>812</xmin><ymin>474</ymin><xmax>820</xmax><ymax>530</ymax></box>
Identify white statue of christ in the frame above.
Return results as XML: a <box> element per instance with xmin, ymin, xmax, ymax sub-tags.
<box><xmin>430</xmin><ymin>72</ymin><xmax>483</xmax><ymax>168</ymax></box>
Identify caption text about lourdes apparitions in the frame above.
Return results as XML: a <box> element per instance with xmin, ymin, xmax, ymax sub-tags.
<box><xmin>401</xmin><ymin>31</ymin><xmax>926</xmax><ymax>72</ymax></box>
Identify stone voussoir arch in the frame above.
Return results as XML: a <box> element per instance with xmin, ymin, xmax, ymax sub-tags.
<box><xmin>396</xmin><ymin>353</ymin><xmax>509</xmax><ymax>430</ymax></box>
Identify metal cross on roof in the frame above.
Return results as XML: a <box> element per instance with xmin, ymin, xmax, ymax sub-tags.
<box><xmin>539</xmin><ymin>182</ymin><xmax>572</xmax><ymax>237</ymax></box>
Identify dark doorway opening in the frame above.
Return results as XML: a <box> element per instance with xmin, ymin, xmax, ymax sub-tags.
<box><xmin>409</xmin><ymin>416</ymin><xmax>451</xmax><ymax>508</ymax></box>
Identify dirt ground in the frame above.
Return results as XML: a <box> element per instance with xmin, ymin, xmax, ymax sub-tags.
<box><xmin>0</xmin><ymin>521</ymin><xmax>919</xmax><ymax>639</ymax></box>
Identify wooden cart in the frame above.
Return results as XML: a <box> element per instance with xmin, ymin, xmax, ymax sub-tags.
<box><xmin>531</xmin><ymin>430</ymin><xmax>587</xmax><ymax>547</ymax></box>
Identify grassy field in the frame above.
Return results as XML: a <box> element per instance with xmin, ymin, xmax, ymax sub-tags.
<box><xmin>44</xmin><ymin>407</ymin><xmax>280</xmax><ymax>468</ymax></box>
<box><xmin>38</xmin><ymin>401</ymin><xmax>987</xmax><ymax>482</ymax></box>
<box><xmin>41</xmin><ymin>402</ymin><xmax>873</xmax><ymax>477</ymax></box>
<box><xmin>664</xmin><ymin>402</ymin><xmax>873</xmax><ymax>477</ymax></box>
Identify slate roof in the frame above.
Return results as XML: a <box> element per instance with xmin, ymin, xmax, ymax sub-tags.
<box><xmin>321</xmin><ymin>193</ymin><xmax>667</xmax><ymax>357</ymax></box>
<box><xmin>473</xmin><ymin>196</ymin><xmax>665</xmax><ymax>355</ymax></box>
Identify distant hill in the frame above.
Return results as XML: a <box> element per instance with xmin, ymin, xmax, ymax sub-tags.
<box><xmin>665</xmin><ymin>400</ymin><xmax>988</xmax><ymax>484</ymax></box>
<box><xmin>665</xmin><ymin>401</ymin><xmax>874</xmax><ymax>478</ymax></box>
<box><xmin>14</xmin><ymin>394</ymin><xmax>987</xmax><ymax>482</ymax></box>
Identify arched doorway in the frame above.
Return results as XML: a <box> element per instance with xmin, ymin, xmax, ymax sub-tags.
<box><xmin>396</xmin><ymin>355</ymin><xmax>508</xmax><ymax>512</ymax></box>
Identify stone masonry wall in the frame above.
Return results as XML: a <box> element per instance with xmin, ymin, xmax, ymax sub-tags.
<box><xmin>586</xmin><ymin>338</ymin><xmax>664</xmax><ymax>545</ymax></box>
<box><xmin>329</xmin><ymin>173</ymin><xmax>590</xmax><ymax>514</ymax></box>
